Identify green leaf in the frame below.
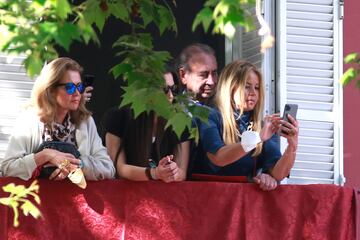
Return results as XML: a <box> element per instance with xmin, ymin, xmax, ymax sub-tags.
<box><xmin>0</xmin><ymin>180</ymin><xmax>41</xmax><ymax>227</ymax></box>
<box><xmin>226</xmin><ymin>5</ymin><xmax>245</xmax><ymax>25</ymax></box>
<box><xmin>146</xmin><ymin>90</ymin><xmax>172</xmax><ymax>118</ymax></box>
<box><xmin>139</xmin><ymin>0</ymin><xmax>154</xmax><ymax>27</ymax></box>
<box><xmin>188</xmin><ymin>104</ymin><xmax>210</xmax><ymax>123</ymax></box>
<box><xmin>34</xmin><ymin>0</ymin><xmax>46</xmax><ymax>6</ymax></box>
<box><xmin>205</xmin><ymin>0</ymin><xmax>220</xmax><ymax>7</ymax></box>
<box><xmin>109</xmin><ymin>1</ymin><xmax>129</xmax><ymax>22</ymax></box>
<box><xmin>131</xmin><ymin>90</ymin><xmax>149</xmax><ymax>118</ymax></box>
<box><xmin>156</xmin><ymin>5</ymin><xmax>173</xmax><ymax>35</ymax></box>
<box><xmin>165</xmin><ymin>112</ymin><xmax>190</xmax><ymax>139</ymax></box>
<box><xmin>0</xmin><ymin>198</ymin><xmax>11</xmax><ymax>205</ymax></box>
<box><xmin>55</xmin><ymin>0</ymin><xmax>72</xmax><ymax>19</ymax></box>
<box><xmin>120</xmin><ymin>82</ymin><xmax>145</xmax><ymax>107</ymax></box>
<box><xmin>192</xmin><ymin>7</ymin><xmax>213</xmax><ymax>32</ymax></box>
<box><xmin>54</xmin><ymin>23</ymin><xmax>81</xmax><ymax>51</ymax></box>
<box><xmin>126</xmin><ymin>71</ymin><xmax>149</xmax><ymax>85</ymax></box>
<box><xmin>110</xmin><ymin>63</ymin><xmax>133</xmax><ymax>79</ymax></box>
<box><xmin>24</xmin><ymin>53</ymin><xmax>44</xmax><ymax>77</ymax></box>
<box><xmin>38</xmin><ymin>22</ymin><xmax>58</xmax><ymax>35</ymax></box>
<box><xmin>2</xmin><ymin>183</ymin><xmax>16</xmax><ymax>192</ymax></box>
<box><xmin>213</xmin><ymin>1</ymin><xmax>229</xmax><ymax>17</ymax></box>
<box><xmin>20</xmin><ymin>201</ymin><xmax>41</xmax><ymax>219</ymax></box>
<box><xmin>94</xmin><ymin>11</ymin><xmax>107</xmax><ymax>32</ymax></box>
<box><xmin>340</xmin><ymin>68</ymin><xmax>356</xmax><ymax>86</ymax></box>
<box><xmin>189</xmin><ymin>127</ymin><xmax>199</xmax><ymax>144</ymax></box>
<box><xmin>114</xmin><ymin>33</ymin><xmax>153</xmax><ymax>49</ymax></box>
<box><xmin>77</xmin><ymin>18</ymin><xmax>99</xmax><ymax>45</ymax></box>
<box><xmin>344</xmin><ymin>53</ymin><xmax>359</xmax><ymax>64</ymax></box>
<box><xmin>83</xmin><ymin>0</ymin><xmax>108</xmax><ymax>32</ymax></box>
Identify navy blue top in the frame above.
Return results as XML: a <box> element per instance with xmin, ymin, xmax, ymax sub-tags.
<box><xmin>192</xmin><ymin>108</ymin><xmax>282</xmax><ymax>177</ymax></box>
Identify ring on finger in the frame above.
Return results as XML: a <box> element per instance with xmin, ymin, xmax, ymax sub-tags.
<box><xmin>59</xmin><ymin>159</ymin><xmax>70</xmax><ymax>170</ymax></box>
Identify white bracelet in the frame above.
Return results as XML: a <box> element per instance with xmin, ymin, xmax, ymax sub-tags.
<box><xmin>241</xmin><ymin>131</ymin><xmax>261</xmax><ymax>152</ymax></box>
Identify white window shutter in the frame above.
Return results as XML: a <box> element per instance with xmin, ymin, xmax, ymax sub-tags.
<box><xmin>277</xmin><ymin>0</ymin><xmax>344</xmax><ymax>184</ymax></box>
<box><xmin>0</xmin><ymin>54</ymin><xmax>34</xmax><ymax>165</ymax></box>
<box><xmin>225</xmin><ymin>0</ymin><xmax>275</xmax><ymax>114</ymax></box>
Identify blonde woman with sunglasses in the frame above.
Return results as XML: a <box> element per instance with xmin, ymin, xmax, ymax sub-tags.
<box><xmin>193</xmin><ymin>60</ymin><xmax>299</xmax><ymax>191</ymax></box>
<box><xmin>0</xmin><ymin>57</ymin><xmax>115</xmax><ymax>181</ymax></box>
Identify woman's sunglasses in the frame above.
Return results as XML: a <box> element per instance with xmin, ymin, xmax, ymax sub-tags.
<box><xmin>56</xmin><ymin>82</ymin><xmax>85</xmax><ymax>95</ymax></box>
<box><xmin>163</xmin><ymin>85</ymin><xmax>178</xmax><ymax>95</ymax></box>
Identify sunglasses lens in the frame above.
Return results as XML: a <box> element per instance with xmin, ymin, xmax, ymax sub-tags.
<box><xmin>163</xmin><ymin>85</ymin><xmax>179</xmax><ymax>94</ymax></box>
<box><xmin>77</xmin><ymin>83</ymin><xmax>85</xmax><ymax>94</ymax></box>
<box><xmin>65</xmin><ymin>83</ymin><xmax>76</xmax><ymax>95</ymax></box>
<box><xmin>163</xmin><ymin>87</ymin><xmax>169</xmax><ymax>94</ymax></box>
<box><xmin>171</xmin><ymin>85</ymin><xmax>178</xmax><ymax>94</ymax></box>
<box><xmin>63</xmin><ymin>82</ymin><xmax>85</xmax><ymax>95</ymax></box>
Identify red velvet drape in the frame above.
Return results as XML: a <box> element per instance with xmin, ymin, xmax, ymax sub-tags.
<box><xmin>0</xmin><ymin>178</ymin><xmax>356</xmax><ymax>240</ymax></box>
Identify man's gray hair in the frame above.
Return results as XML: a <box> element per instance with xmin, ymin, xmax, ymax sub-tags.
<box><xmin>176</xmin><ymin>43</ymin><xmax>215</xmax><ymax>72</ymax></box>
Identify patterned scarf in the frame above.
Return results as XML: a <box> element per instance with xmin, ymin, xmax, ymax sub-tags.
<box><xmin>234</xmin><ymin>110</ymin><xmax>254</xmax><ymax>135</ymax></box>
<box><xmin>43</xmin><ymin>114</ymin><xmax>77</xmax><ymax>145</ymax></box>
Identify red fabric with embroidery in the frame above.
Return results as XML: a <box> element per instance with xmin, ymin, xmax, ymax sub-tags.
<box><xmin>0</xmin><ymin>178</ymin><xmax>356</xmax><ymax>240</ymax></box>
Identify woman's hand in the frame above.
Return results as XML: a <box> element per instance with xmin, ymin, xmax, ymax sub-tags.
<box><xmin>279</xmin><ymin>114</ymin><xmax>299</xmax><ymax>152</ymax></box>
<box><xmin>154</xmin><ymin>155</ymin><xmax>179</xmax><ymax>183</ymax></box>
<box><xmin>253</xmin><ymin>173</ymin><xmax>278</xmax><ymax>191</ymax></box>
<box><xmin>84</xmin><ymin>86</ymin><xmax>93</xmax><ymax>102</ymax></box>
<box><xmin>260</xmin><ymin>114</ymin><xmax>281</xmax><ymax>142</ymax></box>
<box><xmin>35</xmin><ymin>149</ymin><xmax>81</xmax><ymax>180</ymax></box>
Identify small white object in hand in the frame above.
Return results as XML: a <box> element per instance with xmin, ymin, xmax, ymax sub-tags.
<box><xmin>241</xmin><ymin>131</ymin><xmax>261</xmax><ymax>152</ymax></box>
<box><xmin>68</xmin><ymin>168</ymin><xmax>87</xmax><ymax>189</ymax></box>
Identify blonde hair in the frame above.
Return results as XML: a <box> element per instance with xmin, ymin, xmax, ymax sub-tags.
<box><xmin>30</xmin><ymin>57</ymin><xmax>91</xmax><ymax>127</ymax></box>
<box><xmin>215</xmin><ymin>60</ymin><xmax>264</xmax><ymax>156</ymax></box>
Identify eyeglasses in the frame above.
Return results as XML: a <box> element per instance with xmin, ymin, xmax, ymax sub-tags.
<box><xmin>56</xmin><ymin>82</ymin><xmax>85</xmax><ymax>95</ymax></box>
<box><xmin>163</xmin><ymin>85</ymin><xmax>178</xmax><ymax>95</ymax></box>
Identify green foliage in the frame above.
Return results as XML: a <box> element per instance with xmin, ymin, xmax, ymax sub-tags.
<box><xmin>0</xmin><ymin>0</ymin><xmax>256</xmax><ymax>140</ymax></box>
<box><xmin>192</xmin><ymin>0</ymin><xmax>255</xmax><ymax>39</ymax></box>
<box><xmin>110</xmin><ymin>31</ymin><xmax>195</xmax><ymax>137</ymax></box>
<box><xmin>0</xmin><ymin>180</ymin><xmax>41</xmax><ymax>227</ymax></box>
<box><xmin>0</xmin><ymin>0</ymin><xmax>98</xmax><ymax>77</ymax></box>
<box><xmin>341</xmin><ymin>53</ymin><xmax>360</xmax><ymax>89</ymax></box>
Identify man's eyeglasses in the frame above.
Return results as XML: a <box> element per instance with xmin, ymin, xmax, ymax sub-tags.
<box><xmin>163</xmin><ymin>85</ymin><xmax>178</xmax><ymax>95</ymax></box>
<box><xmin>56</xmin><ymin>82</ymin><xmax>85</xmax><ymax>95</ymax></box>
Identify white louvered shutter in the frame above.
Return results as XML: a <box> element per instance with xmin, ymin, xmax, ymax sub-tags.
<box><xmin>277</xmin><ymin>0</ymin><xmax>344</xmax><ymax>184</ymax></box>
<box><xmin>0</xmin><ymin>54</ymin><xmax>34</xmax><ymax>173</ymax></box>
<box><xmin>225</xmin><ymin>0</ymin><xmax>275</xmax><ymax>114</ymax></box>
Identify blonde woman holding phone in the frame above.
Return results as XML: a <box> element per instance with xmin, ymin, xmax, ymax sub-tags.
<box><xmin>192</xmin><ymin>60</ymin><xmax>299</xmax><ymax>190</ymax></box>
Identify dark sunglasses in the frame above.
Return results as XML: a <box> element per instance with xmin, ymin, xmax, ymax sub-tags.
<box><xmin>163</xmin><ymin>85</ymin><xmax>178</xmax><ymax>95</ymax></box>
<box><xmin>56</xmin><ymin>82</ymin><xmax>85</xmax><ymax>95</ymax></box>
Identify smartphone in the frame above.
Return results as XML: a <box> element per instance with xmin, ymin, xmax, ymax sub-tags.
<box><xmin>83</xmin><ymin>74</ymin><xmax>95</xmax><ymax>87</ymax></box>
<box><xmin>282</xmin><ymin>104</ymin><xmax>298</xmax><ymax>123</ymax></box>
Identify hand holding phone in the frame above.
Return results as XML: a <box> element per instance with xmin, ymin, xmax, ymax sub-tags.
<box><xmin>281</xmin><ymin>104</ymin><xmax>298</xmax><ymax>135</ymax></box>
<box><xmin>282</xmin><ymin>104</ymin><xmax>298</xmax><ymax>123</ymax></box>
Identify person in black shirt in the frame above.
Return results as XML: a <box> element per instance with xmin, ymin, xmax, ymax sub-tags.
<box><xmin>105</xmin><ymin>66</ymin><xmax>189</xmax><ymax>182</ymax></box>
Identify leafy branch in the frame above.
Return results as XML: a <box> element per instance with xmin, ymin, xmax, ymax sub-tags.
<box><xmin>192</xmin><ymin>0</ymin><xmax>256</xmax><ymax>39</ymax></box>
<box><xmin>340</xmin><ymin>53</ymin><xmax>360</xmax><ymax>89</ymax></box>
<box><xmin>0</xmin><ymin>180</ymin><xmax>41</xmax><ymax>227</ymax></box>
<box><xmin>0</xmin><ymin>0</ymin><xmax>257</xmax><ymax>139</ymax></box>
<box><xmin>0</xmin><ymin>0</ymin><xmax>98</xmax><ymax>77</ymax></box>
